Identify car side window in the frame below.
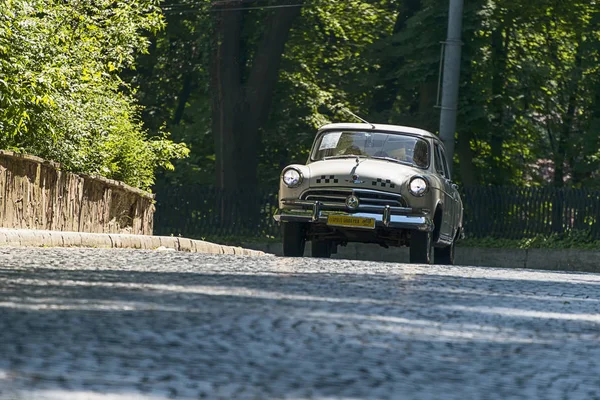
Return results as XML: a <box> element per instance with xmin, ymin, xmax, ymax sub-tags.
<box><xmin>434</xmin><ymin>144</ymin><xmax>446</xmax><ymax>178</ymax></box>
<box><xmin>438</xmin><ymin>146</ymin><xmax>451</xmax><ymax>180</ymax></box>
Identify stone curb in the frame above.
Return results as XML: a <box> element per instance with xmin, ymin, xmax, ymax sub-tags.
<box><xmin>243</xmin><ymin>241</ymin><xmax>600</xmax><ymax>273</ymax></box>
<box><xmin>0</xmin><ymin>228</ymin><xmax>270</xmax><ymax>257</ymax></box>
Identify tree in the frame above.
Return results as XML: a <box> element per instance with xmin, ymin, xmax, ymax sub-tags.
<box><xmin>126</xmin><ymin>0</ymin><xmax>214</xmax><ymax>187</ymax></box>
<box><xmin>366</xmin><ymin>0</ymin><xmax>446</xmax><ymax>132</ymax></box>
<box><xmin>131</xmin><ymin>0</ymin><xmax>600</xmax><ymax>191</ymax></box>
<box><xmin>0</xmin><ymin>0</ymin><xmax>188</xmax><ymax>190</ymax></box>
<box><xmin>259</xmin><ymin>0</ymin><xmax>398</xmax><ymax>187</ymax></box>
<box><xmin>210</xmin><ymin>1</ymin><xmax>303</xmax><ymax>192</ymax></box>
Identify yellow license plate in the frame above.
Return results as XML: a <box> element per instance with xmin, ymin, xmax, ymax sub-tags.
<box><xmin>327</xmin><ymin>215</ymin><xmax>376</xmax><ymax>229</ymax></box>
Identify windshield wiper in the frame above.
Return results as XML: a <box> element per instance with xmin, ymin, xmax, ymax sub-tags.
<box><xmin>322</xmin><ymin>155</ymin><xmax>368</xmax><ymax>160</ymax></box>
<box><xmin>371</xmin><ymin>156</ymin><xmax>415</xmax><ymax>167</ymax></box>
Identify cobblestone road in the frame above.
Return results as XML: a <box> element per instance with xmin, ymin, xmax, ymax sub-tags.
<box><xmin>0</xmin><ymin>247</ymin><xmax>599</xmax><ymax>400</ymax></box>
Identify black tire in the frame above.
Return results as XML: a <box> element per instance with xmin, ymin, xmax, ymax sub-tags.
<box><xmin>311</xmin><ymin>239</ymin><xmax>332</xmax><ymax>258</ymax></box>
<box><xmin>409</xmin><ymin>230</ymin><xmax>433</xmax><ymax>264</ymax></box>
<box><xmin>282</xmin><ymin>222</ymin><xmax>306</xmax><ymax>257</ymax></box>
<box><xmin>434</xmin><ymin>240</ymin><xmax>455</xmax><ymax>265</ymax></box>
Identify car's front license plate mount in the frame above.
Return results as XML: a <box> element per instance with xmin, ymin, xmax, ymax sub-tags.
<box><xmin>327</xmin><ymin>215</ymin><xmax>376</xmax><ymax>229</ymax></box>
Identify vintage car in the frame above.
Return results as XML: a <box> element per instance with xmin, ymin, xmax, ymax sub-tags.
<box><xmin>273</xmin><ymin>122</ymin><xmax>464</xmax><ymax>264</ymax></box>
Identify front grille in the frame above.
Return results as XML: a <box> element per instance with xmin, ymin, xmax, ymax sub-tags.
<box><xmin>301</xmin><ymin>188</ymin><xmax>407</xmax><ymax>208</ymax></box>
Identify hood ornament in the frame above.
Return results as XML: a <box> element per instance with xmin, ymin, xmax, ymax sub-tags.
<box><xmin>346</xmin><ymin>174</ymin><xmax>364</xmax><ymax>184</ymax></box>
<box><xmin>347</xmin><ymin>159</ymin><xmax>364</xmax><ymax>184</ymax></box>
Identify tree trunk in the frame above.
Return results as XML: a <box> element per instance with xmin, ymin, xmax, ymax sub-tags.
<box><xmin>553</xmin><ymin>35</ymin><xmax>583</xmax><ymax>187</ymax></box>
<box><xmin>417</xmin><ymin>81</ymin><xmax>439</xmax><ymax>132</ymax></box>
<box><xmin>457</xmin><ymin>128</ymin><xmax>476</xmax><ymax>186</ymax></box>
<box><xmin>211</xmin><ymin>6</ymin><xmax>243</xmax><ymax>191</ymax></box>
<box><xmin>488</xmin><ymin>25</ymin><xmax>509</xmax><ymax>185</ymax></box>
<box><xmin>368</xmin><ymin>0</ymin><xmax>422</xmax><ymax>120</ymax></box>
<box><xmin>238</xmin><ymin>4</ymin><xmax>302</xmax><ymax>187</ymax></box>
<box><xmin>210</xmin><ymin>3</ymin><xmax>302</xmax><ymax>192</ymax></box>
<box><xmin>551</xmin><ymin>34</ymin><xmax>582</xmax><ymax>233</ymax></box>
<box><xmin>172</xmin><ymin>74</ymin><xmax>195</xmax><ymax>126</ymax></box>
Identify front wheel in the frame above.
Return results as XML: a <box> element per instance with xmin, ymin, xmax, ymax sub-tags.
<box><xmin>409</xmin><ymin>230</ymin><xmax>433</xmax><ymax>264</ymax></box>
<box><xmin>311</xmin><ymin>239</ymin><xmax>332</xmax><ymax>258</ymax></box>
<box><xmin>282</xmin><ymin>222</ymin><xmax>306</xmax><ymax>257</ymax></box>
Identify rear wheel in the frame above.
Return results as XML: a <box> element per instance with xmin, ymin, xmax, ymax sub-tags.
<box><xmin>311</xmin><ymin>239</ymin><xmax>332</xmax><ymax>258</ymax></box>
<box><xmin>282</xmin><ymin>222</ymin><xmax>306</xmax><ymax>257</ymax></box>
<box><xmin>435</xmin><ymin>228</ymin><xmax>460</xmax><ymax>265</ymax></box>
<box><xmin>409</xmin><ymin>230</ymin><xmax>433</xmax><ymax>264</ymax></box>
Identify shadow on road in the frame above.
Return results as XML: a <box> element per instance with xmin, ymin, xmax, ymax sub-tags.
<box><xmin>0</xmin><ymin>249</ymin><xmax>599</xmax><ymax>399</ymax></box>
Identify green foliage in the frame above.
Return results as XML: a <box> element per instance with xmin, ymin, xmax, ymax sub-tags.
<box><xmin>126</xmin><ymin>0</ymin><xmax>213</xmax><ymax>187</ymax></box>
<box><xmin>256</xmin><ymin>0</ymin><xmax>399</xmax><ymax>187</ymax></box>
<box><xmin>0</xmin><ymin>0</ymin><xmax>188</xmax><ymax>190</ymax></box>
<box><xmin>130</xmin><ymin>0</ymin><xmax>600</xmax><ymax>191</ymax></box>
<box><xmin>459</xmin><ymin>230</ymin><xmax>600</xmax><ymax>250</ymax></box>
<box><xmin>122</xmin><ymin>1</ymin><xmax>600</xmax><ymax>245</ymax></box>
<box><xmin>455</xmin><ymin>0</ymin><xmax>600</xmax><ymax>187</ymax></box>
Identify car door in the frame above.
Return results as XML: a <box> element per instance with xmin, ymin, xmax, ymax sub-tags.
<box><xmin>437</xmin><ymin>144</ymin><xmax>460</xmax><ymax>239</ymax></box>
<box><xmin>433</xmin><ymin>143</ymin><xmax>458</xmax><ymax>241</ymax></box>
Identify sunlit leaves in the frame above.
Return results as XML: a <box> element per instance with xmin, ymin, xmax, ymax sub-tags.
<box><xmin>0</xmin><ymin>0</ymin><xmax>186</xmax><ymax>190</ymax></box>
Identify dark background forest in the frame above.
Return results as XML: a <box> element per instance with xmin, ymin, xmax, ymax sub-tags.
<box><xmin>131</xmin><ymin>0</ymin><xmax>600</xmax><ymax>193</ymax></box>
<box><xmin>1</xmin><ymin>0</ymin><xmax>599</xmax><ymax>244</ymax></box>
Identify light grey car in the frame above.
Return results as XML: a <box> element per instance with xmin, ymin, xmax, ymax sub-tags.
<box><xmin>274</xmin><ymin>123</ymin><xmax>464</xmax><ymax>264</ymax></box>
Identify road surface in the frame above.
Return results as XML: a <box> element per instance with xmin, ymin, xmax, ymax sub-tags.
<box><xmin>0</xmin><ymin>247</ymin><xmax>599</xmax><ymax>399</ymax></box>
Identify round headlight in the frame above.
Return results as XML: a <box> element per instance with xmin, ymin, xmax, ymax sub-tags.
<box><xmin>409</xmin><ymin>176</ymin><xmax>428</xmax><ymax>196</ymax></box>
<box><xmin>282</xmin><ymin>168</ymin><xmax>303</xmax><ymax>188</ymax></box>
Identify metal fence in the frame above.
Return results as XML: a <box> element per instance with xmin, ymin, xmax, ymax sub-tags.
<box><xmin>462</xmin><ymin>186</ymin><xmax>600</xmax><ymax>239</ymax></box>
<box><xmin>153</xmin><ymin>185</ymin><xmax>600</xmax><ymax>240</ymax></box>
<box><xmin>153</xmin><ymin>185</ymin><xmax>280</xmax><ymax>239</ymax></box>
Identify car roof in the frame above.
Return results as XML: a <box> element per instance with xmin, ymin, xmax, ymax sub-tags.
<box><xmin>317</xmin><ymin>123</ymin><xmax>438</xmax><ymax>139</ymax></box>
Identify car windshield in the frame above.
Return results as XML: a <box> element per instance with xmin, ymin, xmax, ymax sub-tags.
<box><xmin>310</xmin><ymin>130</ymin><xmax>430</xmax><ymax>168</ymax></box>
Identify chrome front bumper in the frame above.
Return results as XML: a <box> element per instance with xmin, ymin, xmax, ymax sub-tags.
<box><xmin>273</xmin><ymin>199</ymin><xmax>433</xmax><ymax>232</ymax></box>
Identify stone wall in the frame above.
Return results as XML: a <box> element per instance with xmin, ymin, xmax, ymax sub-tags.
<box><xmin>0</xmin><ymin>150</ymin><xmax>154</xmax><ymax>235</ymax></box>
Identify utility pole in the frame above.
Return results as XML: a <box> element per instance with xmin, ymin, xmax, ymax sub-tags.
<box><xmin>438</xmin><ymin>0</ymin><xmax>464</xmax><ymax>174</ymax></box>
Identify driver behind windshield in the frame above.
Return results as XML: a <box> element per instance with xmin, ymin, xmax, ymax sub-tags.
<box><xmin>412</xmin><ymin>140</ymin><xmax>429</xmax><ymax>167</ymax></box>
<box><xmin>342</xmin><ymin>145</ymin><xmax>363</xmax><ymax>155</ymax></box>
<box><xmin>313</xmin><ymin>131</ymin><xmax>428</xmax><ymax>167</ymax></box>
<box><xmin>386</xmin><ymin>141</ymin><xmax>409</xmax><ymax>162</ymax></box>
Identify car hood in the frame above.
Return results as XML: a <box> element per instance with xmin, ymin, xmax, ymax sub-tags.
<box><xmin>307</xmin><ymin>158</ymin><xmax>420</xmax><ymax>190</ymax></box>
